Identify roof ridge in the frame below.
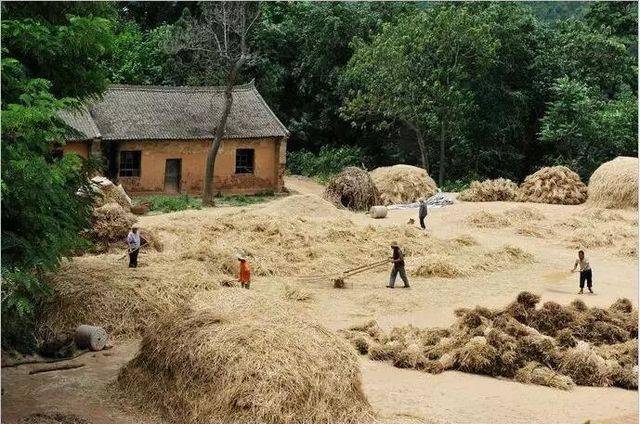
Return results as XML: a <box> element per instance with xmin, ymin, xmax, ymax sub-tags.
<box><xmin>107</xmin><ymin>81</ymin><xmax>255</xmax><ymax>93</ymax></box>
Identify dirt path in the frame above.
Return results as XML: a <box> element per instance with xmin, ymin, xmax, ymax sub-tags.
<box><xmin>3</xmin><ymin>181</ymin><xmax>637</xmax><ymax>424</ymax></box>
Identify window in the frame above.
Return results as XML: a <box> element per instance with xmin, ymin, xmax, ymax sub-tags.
<box><xmin>235</xmin><ymin>148</ymin><xmax>254</xmax><ymax>174</ymax></box>
<box><xmin>119</xmin><ymin>151</ymin><xmax>141</xmax><ymax>177</ymax></box>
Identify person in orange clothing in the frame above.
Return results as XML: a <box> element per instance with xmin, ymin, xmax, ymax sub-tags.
<box><xmin>238</xmin><ymin>255</ymin><xmax>251</xmax><ymax>289</ymax></box>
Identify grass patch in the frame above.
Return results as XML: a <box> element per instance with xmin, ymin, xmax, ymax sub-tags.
<box><xmin>136</xmin><ymin>194</ymin><xmax>202</xmax><ymax>213</ymax></box>
<box><xmin>215</xmin><ymin>192</ymin><xmax>276</xmax><ymax>206</ymax></box>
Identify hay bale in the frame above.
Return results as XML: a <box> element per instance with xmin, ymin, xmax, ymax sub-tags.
<box><xmin>348</xmin><ymin>320</ymin><xmax>384</xmax><ymax>341</ymax></box>
<box><xmin>458</xmin><ymin>178</ymin><xmax>518</xmax><ymax>202</ymax></box>
<box><xmin>517</xmin><ymin>166</ymin><xmax>587</xmax><ymax>205</ymax></box>
<box><xmin>91</xmin><ymin>203</ymin><xmax>137</xmax><ymax>242</ymax></box>
<box><xmin>455</xmin><ymin>336</ymin><xmax>498</xmax><ymax>375</ymax></box>
<box><xmin>516</xmin><ymin>334</ymin><xmax>559</xmax><ymax>366</ymax></box>
<box><xmin>412</xmin><ymin>255</ymin><xmax>467</xmax><ymax>278</ymax></box>
<box><xmin>392</xmin><ymin>343</ymin><xmax>428</xmax><ymax>369</ymax></box>
<box><xmin>516</xmin><ymin>291</ymin><xmax>541</xmax><ymax>310</ymax></box>
<box><xmin>323</xmin><ymin>167</ymin><xmax>380</xmax><ymax>211</ymax></box>
<box><xmin>369</xmin><ymin>164</ymin><xmax>437</xmax><ymax>205</ymax></box>
<box><xmin>555</xmin><ymin>329</ymin><xmax>578</xmax><ymax>348</ymax></box>
<box><xmin>515</xmin><ymin>361</ymin><xmax>575</xmax><ymax>390</ymax></box>
<box><xmin>530</xmin><ymin>301</ymin><xmax>577</xmax><ymax>337</ymax></box>
<box><xmin>587</xmin><ymin>156</ymin><xmax>638</xmax><ymax>209</ymax></box>
<box><xmin>368</xmin><ymin>341</ymin><xmax>402</xmax><ymax>361</ymax></box>
<box><xmin>558</xmin><ymin>341</ymin><xmax>613</xmax><ymax>386</ymax></box>
<box><xmin>466</xmin><ymin>211</ymin><xmax>511</xmax><ymax>228</ymax></box>
<box><xmin>117</xmin><ymin>292</ymin><xmax>373</xmax><ymax>424</ymax></box>
<box><xmin>368</xmin><ymin>205</ymin><xmax>388</xmax><ymax>218</ymax></box>
<box><xmin>610</xmin><ymin>298</ymin><xmax>634</xmax><ymax>314</ymax></box>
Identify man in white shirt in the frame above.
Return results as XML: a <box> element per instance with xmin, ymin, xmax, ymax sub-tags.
<box><xmin>571</xmin><ymin>250</ymin><xmax>593</xmax><ymax>294</ymax></box>
<box><xmin>126</xmin><ymin>225</ymin><xmax>141</xmax><ymax>268</ymax></box>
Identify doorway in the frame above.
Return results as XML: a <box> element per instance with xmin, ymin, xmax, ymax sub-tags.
<box><xmin>164</xmin><ymin>159</ymin><xmax>181</xmax><ymax>193</ymax></box>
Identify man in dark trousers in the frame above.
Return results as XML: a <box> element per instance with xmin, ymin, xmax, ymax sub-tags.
<box><xmin>387</xmin><ymin>241</ymin><xmax>410</xmax><ymax>288</ymax></box>
<box><xmin>571</xmin><ymin>250</ymin><xmax>593</xmax><ymax>294</ymax></box>
<box><xmin>126</xmin><ymin>225</ymin><xmax>141</xmax><ymax>268</ymax></box>
<box><xmin>418</xmin><ymin>199</ymin><xmax>428</xmax><ymax>230</ymax></box>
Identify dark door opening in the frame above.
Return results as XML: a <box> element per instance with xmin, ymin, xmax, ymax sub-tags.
<box><xmin>164</xmin><ymin>159</ymin><xmax>181</xmax><ymax>193</ymax></box>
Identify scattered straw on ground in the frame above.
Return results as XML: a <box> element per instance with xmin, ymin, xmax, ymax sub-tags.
<box><xmin>19</xmin><ymin>413</ymin><xmax>89</xmax><ymax>424</ymax></box>
<box><xmin>458</xmin><ymin>178</ymin><xmax>518</xmax><ymax>202</ymax></box>
<box><xmin>517</xmin><ymin>166</ymin><xmax>587</xmax><ymax>205</ymax></box>
<box><xmin>466</xmin><ymin>211</ymin><xmax>511</xmax><ymax>228</ymax></box>
<box><xmin>587</xmin><ymin>156</ymin><xmax>638</xmax><ymax>209</ymax></box>
<box><xmin>323</xmin><ymin>167</ymin><xmax>380</xmax><ymax>211</ymax></box>
<box><xmin>116</xmin><ymin>291</ymin><xmax>373</xmax><ymax>424</ymax></box>
<box><xmin>343</xmin><ymin>294</ymin><xmax>637</xmax><ymax>390</ymax></box>
<box><xmin>369</xmin><ymin>164</ymin><xmax>437</xmax><ymax>205</ymax></box>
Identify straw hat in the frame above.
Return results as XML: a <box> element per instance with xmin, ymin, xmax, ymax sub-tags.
<box><xmin>390</xmin><ymin>241</ymin><xmax>399</xmax><ymax>248</ymax></box>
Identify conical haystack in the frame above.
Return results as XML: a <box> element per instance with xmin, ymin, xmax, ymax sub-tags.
<box><xmin>517</xmin><ymin>166</ymin><xmax>587</xmax><ymax>205</ymax></box>
<box><xmin>324</xmin><ymin>166</ymin><xmax>380</xmax><ymax>211</ymax></box>
<box><xmin>117</xmin><ymin>291</ymin><xmax>372</xmax><ymax>424</ymax></box>
<box><xmin>587</xmin><ymin>156</ymin><xmax>638</xmax><ymax>209</ymax></box>
<box><xmin>459</xmin><ymin>178</ymin><xmax>518</xmax><ymax>202</ymax></box>
<box><xmin>370</xmin><ymin>164</ymin><xmax>437</xmax><ymax>205</ymax></box>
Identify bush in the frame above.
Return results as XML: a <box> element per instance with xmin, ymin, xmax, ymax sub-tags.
<box><xmin>287</xmin><ymin>146</ymin><xmax>365</xmax><ymax>181</ymax></box>
<box><xmin>440</xmin><ymin>179</ymin><xmax>472</xmax><ymax>192</ymax></box>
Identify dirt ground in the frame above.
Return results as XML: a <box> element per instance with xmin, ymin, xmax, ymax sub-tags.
<box><xmin>2</xmin><ymin>175</ymin><xmax>638</xmax><ymax>424</ymax></box>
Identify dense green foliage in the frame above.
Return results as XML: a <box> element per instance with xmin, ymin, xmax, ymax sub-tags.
<box><xmin>1</xmin><ymin>4</ymin><xmax>115</xmax><ymax>351</ymax></box>
<box><xmin>287</xmin><ymin>146</ymin><xmax>365</xmax><ymax>181</ymax></box>
<box><xmin>103</xmin><ymin>2</ymin><xmax>637</xmax><ymax>183</ymax></box>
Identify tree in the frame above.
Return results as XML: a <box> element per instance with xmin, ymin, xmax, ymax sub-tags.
<box><xmin>1</xmin><ymin>6</ymin><xmax>114</xmax><ymax>351</ymax></box>
<box><xmin>342</xmin><ymin>6</ymin><xmax>498</xmax><ymax>184</ymax></box>
<box><xmin>539</xmin><ymin>77</ymin><xmax>637</xmax><ymax>178</ymax></box>
<box><xmin>168</xmin><ymin>2</ymin><xmax>260</xmax><ymax>205</ymax></box>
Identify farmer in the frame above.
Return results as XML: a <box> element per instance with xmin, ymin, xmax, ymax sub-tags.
<box><xmin>238</xmin><ymin>255</ymin><xmax>251</xmax><ymax>289</ymax></box>
<box><xmin>387</xmin><ymin>241</ymin><xmax>410</xmax><ymax>289</ymax></box>
<box><xmin>571</xmin><ymin>250</ymin><xmax>593</xmax><ymax>294</ymax></box>
<box><xmin>126</xmin><ymin>225</ymin><xmax>141</xmax><ymax>268</ymax></box>
<box><xmin>418</xmin><ymin>199</ymin><xmax>428</xmax><ymax>230</ymax></box>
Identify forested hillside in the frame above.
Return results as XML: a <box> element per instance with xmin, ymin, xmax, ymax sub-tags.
<box><xmin>102</xmin><ymin>1</ymin><xmax>637</xmax><ymax>185</ymax></box>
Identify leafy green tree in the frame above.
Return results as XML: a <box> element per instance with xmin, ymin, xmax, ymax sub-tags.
<box><xmin>342</xmin><ymin>5</ymin><xmax>499</xmax><ymax>184</ymax></box>
<box><xmin>539</xmin><ymin>77</ymin><xmax>637</xmax><ymax>178</ymax></box>
<box><xmin>1</xmin><ymin>7</ymin><xmax>114</xmax><ymax>351</ymax></box>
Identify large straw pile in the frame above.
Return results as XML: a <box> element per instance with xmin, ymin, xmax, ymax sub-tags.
<box><xmin>517</xmin><ymin>166</ymin><xmax>587</xmax><ymax>204</ymax></box>
<box><xmin>458</xmin><ymin>178</ymin><xmax>518</xmax><ymax>202</ymax></box>
<box><xmin>587</xmin><ymin>156</ymin><xmax>638</xmax><ymax>209</ymax></box>
<box><xmin>369</xmin><ymin>165</ymin><xmax>437</xmax><ymax>205</ymax></box>
<box><xmin>91</xmin><ymin>203</ymin><xmax>137</xmax><ymax>242</ymax></box>
<box><xmin>90</xmin><ymin>176</ymin><xmax>132</xmax><ymax>211</ymax></box>
<box><xmin>324</xmin><ymin>167</ymin><xmax>380</xmax><ymax>211</ymax></box>
<box><xmin>117</xmin><ymin>291</ymin><xmax>372</xmax><ymax>424</ymax></box>
<box><xmin>342</xmin><ymin>294</ymin><xmax>638</xmax><ymax>390</ymax></box>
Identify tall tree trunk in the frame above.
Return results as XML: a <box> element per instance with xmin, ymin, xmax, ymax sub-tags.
<box><xmin>406</xmin><ymin>122</ymin><xmax>429</xmax><ymax>173</ymax></box>
<box><xmin>438</xmin><ymin>120</ymin><xmax>446</xmax><ymax>186</ymax></box>
<box><xmin>202</xmin><ymin>57</ymin><xmax>245</xmax><ymax>206</ymax></box>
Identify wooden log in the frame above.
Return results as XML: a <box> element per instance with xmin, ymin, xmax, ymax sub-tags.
<box><xmin>29</xmin><ymin>362</ymin><xmax>85</xmax><ymax>375</ymax></box>
<box><xmin>74</xmin><ymin>325</ymin><xmax>108</xmax><ymax>351</ymax></box>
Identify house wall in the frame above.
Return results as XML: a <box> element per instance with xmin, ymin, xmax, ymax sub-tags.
<box><xmin>116</xmin><ymin>137</ymin><xmax>286</xmax><ymax>195</ymax></box>
<box><xmin>62</xmin><ymin>141</ymin><xmax>90</xmax><ymax>159</ymax></box>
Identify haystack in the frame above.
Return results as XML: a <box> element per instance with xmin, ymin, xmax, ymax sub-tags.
<box><xmin>91</xmin><ymin>203</ymin><xmax>137</xmax><ymax>242</ymax></box>
<box><xmin>117</xmin><ymin>291</ymin><xmax>373</xmax><ymax>424</ymax></box>
<box><xmin>458</xmin><ymin>178</ymin><xmax>518</xmax><ymax>202</ymax></box>
<box><xmin>323</xmin><ymin>167</ymin><xmax>380</xmax><ymax>211</ymax></box>
<box><xmin>90</xmin><ymin>176</ymin><xmax>132</xmax><ymax>211</ymax></box>
<box><xmin>587</xmin><ymin>156</ymin><xmax>638</xmax><ymax>209</ymax></box>
<box><xmin>369</xmin><ymin>164</ymin><xmax>437</xmax><ymax>205</ymax></box>
<box><xmin>517</xmin><ymin>166</ymin><xmax>587</xmax><ymax>205</ymax></box>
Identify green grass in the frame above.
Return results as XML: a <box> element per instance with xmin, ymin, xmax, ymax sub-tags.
<box><xmin>215</xmin><ymin>192</ymin><xmax>276</xmax><ymax>207</ymax></box>
<box><xmin>135</xmin><ymin>194</ymin><xmax>202</xmax><ymax>213</ymax></box>
<box><xmin>134</xmin><ymin>192</ymin><xmax>276</xmax><ymax>213</ymax></box>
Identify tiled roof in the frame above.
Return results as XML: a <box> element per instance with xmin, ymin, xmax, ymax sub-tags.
<box><xmin>58</xmin><ymin>106</ymin><xmax>101</xmax><ymax>140</ymax></box>
<box><xmin>58</xmin><ymin>82</ymin><xmax>289</xmax><ymax>141</ymax></box>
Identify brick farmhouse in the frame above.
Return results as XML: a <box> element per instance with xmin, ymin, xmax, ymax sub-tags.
<box><xmin>59</xmin><ymin>82</ymin><xmax>289</xmax><ymax>195</ymax></box>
